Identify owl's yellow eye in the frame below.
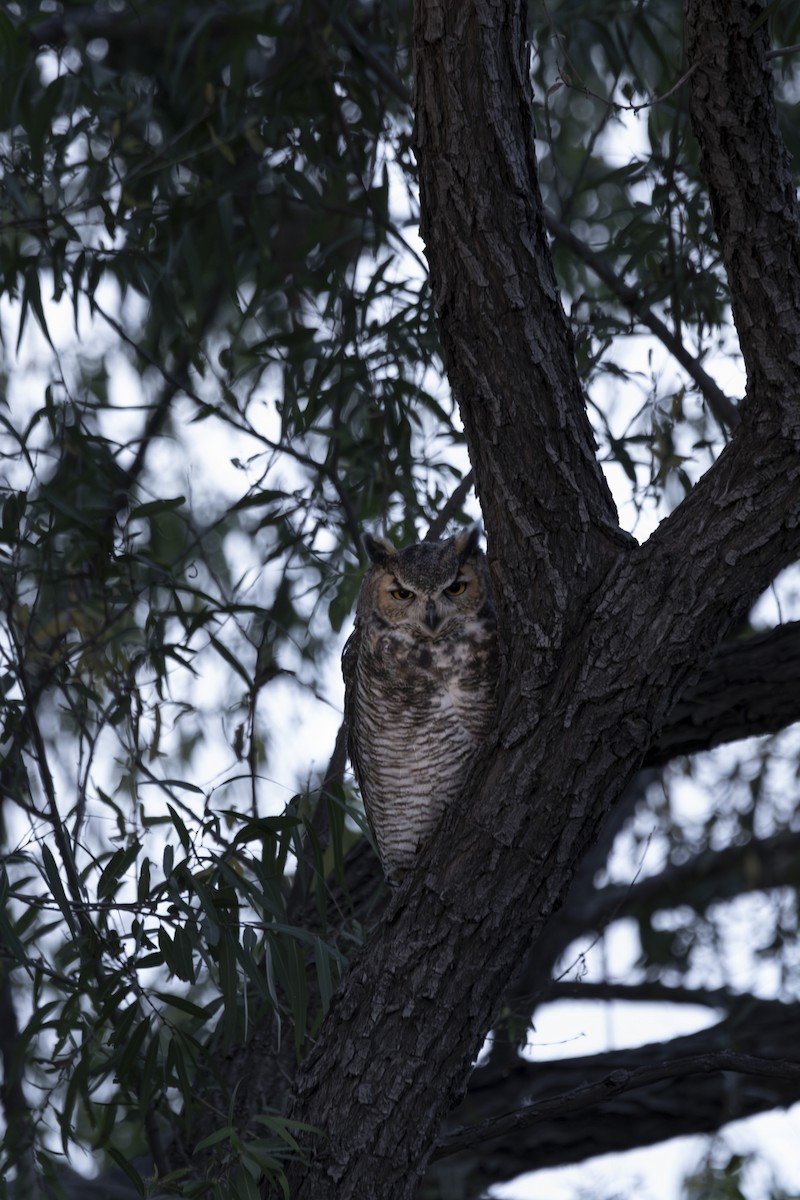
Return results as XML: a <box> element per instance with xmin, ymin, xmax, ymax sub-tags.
<box><xmin>444</xmin><ymin>580</ymin><xmax>467</xmax><ymax>596</ymax></box>
<box><xmin>390</xmin><ymin>587</ymin><xmax>415</xmax><ymax>601</ymax></box>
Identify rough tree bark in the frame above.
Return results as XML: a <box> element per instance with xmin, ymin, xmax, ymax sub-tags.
<box><xmin>281</xmin><ymin>2</ymin><xmax>800</xmax><ymax>1196</ymax></box>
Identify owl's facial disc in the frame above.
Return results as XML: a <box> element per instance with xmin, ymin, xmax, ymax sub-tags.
<box><xmin>384</xmin><ymin>577</ymin><xmax>471</xmax><ymax>639</ymax></box>
<box><xmin>378</xmin><ymin>555</ymin><xmax>480</xmax><ymax>638</ymax></box>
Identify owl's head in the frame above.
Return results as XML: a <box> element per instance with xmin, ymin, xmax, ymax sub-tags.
<box><xmin>360</xmin><ymin>526</ymin><xmax>494</xmax><ymax>638</ymax></box>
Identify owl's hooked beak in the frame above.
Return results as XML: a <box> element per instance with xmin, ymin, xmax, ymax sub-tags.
<box><xmin>424</xmin><ymin>599</ymin><xmax>441</xmax><ymax>631</ymax></box>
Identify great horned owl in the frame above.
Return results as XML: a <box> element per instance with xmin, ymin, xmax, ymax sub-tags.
<box><xmin>342</xmin><ymin>526</ymin><xmax>499</xmax><ymax>884</ymax></box>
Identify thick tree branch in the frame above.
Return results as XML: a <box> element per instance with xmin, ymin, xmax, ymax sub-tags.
<box><xmin>687</xmin><ymin>0</ymin><xmax>800</xmax><ymax>406</ymax></box>
<box><xmin>227</xmin><ymin>612</ymin><xmax>800</xmax><ymax>1164</ymax></box>
<box><xmin>437</xmin><ymin>1050</ymin><xmax>800</xmax><ymax>1161</ymax></box>
<box><xmin>584</xmin><ymin>828</ymin><xmax>800</xmax><ymax>934</ymax></box>
<box><xmin>441</xmin><ymin>999</ymin><xmax>800</xmax><ymax>1180</ymax></box>
<box><xmin>282</xmin><ymin>5</ymin><xmax>800</xmax><ymax>1196</ymax></box>
<box><xmin>479</xmin><ymin>612</ymin><xmax>800</xmax><ymax>1092</ymax></box>
<box><xmin>414</xmin><ymin>0</ymin><xmax>631</xmax><ymax>681</ymax></box>
<box><xmin>644</xmin><ymin>621</ymin><xmax>800</xmax><ymax>765</ymax></box>
<box><xmin>544</xmin><ymin>980</ymin><xmax>738</xmax><ymax>1008</ymax></box>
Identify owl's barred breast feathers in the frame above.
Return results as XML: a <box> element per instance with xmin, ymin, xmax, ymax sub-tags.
<box><xmin>342</xmin><ymin>526</ymin><xmax>500</xmax><ymax>883</ymax></box>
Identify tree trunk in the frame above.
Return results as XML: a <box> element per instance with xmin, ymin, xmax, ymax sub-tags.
<box><xmin>281</xmin><ymin>2</ymin><xmax>800</xmax><ymax>1196</ymax></box>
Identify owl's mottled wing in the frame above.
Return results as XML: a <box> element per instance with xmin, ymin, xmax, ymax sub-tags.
<box><xmin>341</xmin><ymin>620</ymin><xmax>387</xmax><ymax>863</ymax></box>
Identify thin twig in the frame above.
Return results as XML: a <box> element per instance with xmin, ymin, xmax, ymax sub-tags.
<box><xmin>546</xmin><ymin>213</ymin><xmax>741</xmax><ymax>432</ymax></box>
<box><xmin>424</xmin><ymin>471</ymin><xmax>476</xmax><ymax>541</ymax></box>
<box><xmin>766</xmin><ymin>43</ymin><xmax>800</xmax><ymax>60</ymax></box>
<box><xmin>545</xmin><ymin>979</ymin><xmax>738</xmax><ymax>1009</ymax></box>
<box><xmin>312</xmin><ymin>0</ymin><xmax>410</xmax><ymax>106</ymax></box>
<box><xmin>551</xmin><ymin>35</ymin><xmax>700</xmax><ymax>117</ymax></box>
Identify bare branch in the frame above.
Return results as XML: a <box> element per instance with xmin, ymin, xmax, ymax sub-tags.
<box><xmin>687</xmin><ymin>0</ymin><xmax>800</xmax><ymax>404</ymax></box>
<box><xmin>766</xmin><ymin>42</ymin><xmax>800</xmax><ymax>59</ymax></box>
<box><xmin>544</xmin><ymin>979</ymin><xmax>738</xmax><ymax>1010</ymax></box>
<box><xmin>424</xmin><ymin>471</ymin><xmax>475</xmax><ymax>541</ymax></box>
<box><xmin>415</xmin><ymin>0</ymin><xmax>631</xmax><ymax>666</ymax></box>
<box><xmin>437</xmin><ymin>1049</ymin><xmax>800</xmax><ymax>1161</ymax></box>
<box><xmin>585</xmin><ymin>828</ymin><xmax>800</xmax><ymax>931</ymax></box>
<box><xmin>106</xmin><ymin>284</ymin><xmax>225</xmax><ymax>513</ymax></box>
<box><xmin>439</xmin><ymin>997</ymin><xmax>800</xmax><ymax>1184</ymax></box>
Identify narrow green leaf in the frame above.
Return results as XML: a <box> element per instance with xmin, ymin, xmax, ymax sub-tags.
<box><xmin>98</xmin><ymin>840</ymin><xmax>142</xmax><ymax>900</ymax></box>
<box><xmin>208</xmin><ymin>634</ymin><xmax>252</xmax><ymax>686</ymax></box>
<box><xmin>128</xmin><ymin>495</ymin><xmax>186</xmax><ymax>519</ymax></box>
<box><xmin>140</xmin><ymin>1024</ymin><xmax>162</xmax><ymax>1107</ymax></box>
<box><xmin>105</xmin><ymin>1147</ymin><xmax>146</xmax><ymax>1197</ymax></box>
<box><xmin>116</xmin><ymin>1016</ymin><xmax>151</xmax><ymax>1079</ymax></box>
<box><xmin>160</xmin><ymin>779</ymin><xmax>205</xmax><ymax>794</ymax></box>
<box><xmin>231</xmin><ymin>1165</ymin><xmax>262</xmax><ymax>1200</ymax></box>
<box><xmin>218</xmin><ymin>930</ymin><xmax>240</xmax><ymax>1045</ymax></box>
<box><xmin>153</xmin><ymin>990</ymin><xmax>213</xmax><ymax>1020</ymax></box>
<box><xmin>0</xmin><ymin>10</ymin><xmax>17</xmax><ymax>59</ymax></box>
<box><xmin>0</xmin><ymin>896</ymin><xmax>29</xmax><ymax>965</ymax></box>
<box><xmin>21</xmin><ymin>266</ymin><xmax>55</xmax><ymax>350</ymax></box>
<box><xmin>166</xmin><ymin>1029</ymin><xmax>195</xmax><ymax>1104</ymax></box>
<box><xmin>262</xmin><ymin>942</ymin><xmax>281</xmax><ymax>1049</ymax></box>
<box><xmin>230</xmin><ymin>815</ymin><xmax>302</xmax><ymax>847</ymax></box>
<box><xmin>159</xmin><ymin>925</ymin><xmax>195</xmax><ymax>983</ymax></box>
<box><xmin>138</xmin><ymin>856</ymin><xmax>151</xmax><ymax>904</ymax></box>
<box><xmin>191</xmin><ymin>874</ymin><xmax>221</xmax><ymax>945</ymax></box>
<box><xmin>59</xmin><ymin>1055</ymin><xmax>88</xmax><ymax>1156</ymax></box>
<box><xmin>234</xmin><ymin>930</ymin><xmax>274</xmax><ymax>1008</ymax></box>
<box><xmin>194</xmin><ymin>1124</ymin><xmax>235</xmax><ymax>1152</ymax></box>
<box><xmin>749</xmin><ymin>0</ymin><xmax>783</xmax><ymax>32</ymax></box>
<box><xmin>173</xmin><ymin>925</ymin><xmax>197</xmax><ymax>983</ymax></box>
<box><xmin>166</xmin><ymin>804</ymin><xmax>192</xmax><ymax>851</ymax></box>
<box><xmin>93</xmin><ymin>1101</ymin><xmax>118</xmax><ymax>1151</ymax></box>
<box><xmin>230</xmin><ymin>488</ymin><xmax>287</xmax><ymax>512</ymax></box>
<box><xmin>40</xmin><ymin>845</ymin><xmax>78</xmax><ymax>934</ymax></box>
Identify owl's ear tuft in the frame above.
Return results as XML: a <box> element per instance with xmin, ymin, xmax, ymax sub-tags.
<box><xmin>453</xmin><ymin>523</ymin><xmax>482</xmax><ymax>563</ymax></box>
<box><xmin>363</xmin><ymin>533</ymin><xmax>397</xmax><ymax>566</ymax></box>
